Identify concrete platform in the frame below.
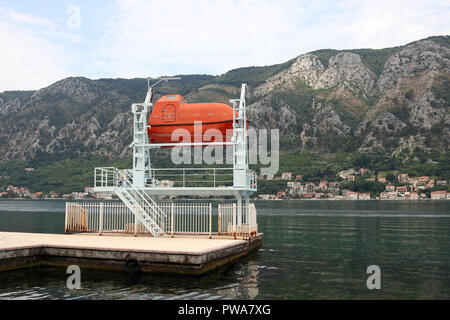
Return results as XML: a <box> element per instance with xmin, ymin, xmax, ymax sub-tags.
<box><xmin>0</xmin><ymin>232</ymin><xmax>262</xmax><ymax>275</ymax></box>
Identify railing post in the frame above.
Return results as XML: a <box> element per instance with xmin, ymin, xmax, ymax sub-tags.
<box><xmin>134</xmin><ymin>204</ymin><xmax>138</xmax><ymax>236</ymax></box>
<box><xmin>213</xmin><ymin>169</ymin><xmax>216</xmax><ymax>188</ymax></box>
<box><xmin>99</xmin><ymin>202</ymin><xmax>104</xmax><ymax>235</ymax></box>
<box><xmin>171</xmin><ymin>203</ymin><xmax>174</xmax><ymax>238</ymax></box>
<box><xmin>218</xmin><ymin>205</ymin><xmax>221</xmax><ymax>236</ymax></box>
<box><xmin>65</xmin><ymin>202</ymin><xmax>68</xmax><ymax>233</ymax></box>
<box><xmin>183</xmin><ymin>169</ymin><xmax>185</xmax><ymax>188</ymax></box>
<box><xmin>209</xmin><ymin>203</ymin><xmax>212</xmax><ymax>239</ymax></box>
<box><xmin>233</xmin><ymin>203</ymin><xmax>236</xmax><ymax>239</ymax></box>
<box><xmin>248</xmin><ymin>204</ymin><xmax>251</xmax><ymax>239</ymax></box>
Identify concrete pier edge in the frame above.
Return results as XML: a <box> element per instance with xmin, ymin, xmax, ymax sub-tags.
<box><xmin>0</xmin><ymin>233</ymin><xmax>263</xmax><ymax>275</ymax></box>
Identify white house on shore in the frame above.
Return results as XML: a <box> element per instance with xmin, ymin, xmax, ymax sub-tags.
<box><xmin>431</xmin><ymin>191</ymin><xmax>447</xmax><ymax>200</ymax></box>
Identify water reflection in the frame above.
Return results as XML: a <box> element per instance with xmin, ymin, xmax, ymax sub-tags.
<box><xmin>0</xmin><ymin>200</ymin><xmax>449</xmax><ymax>299</ymax></box>
<box><xmin>214</xmin><ymin>259</ymin><xmax>260</xmax><ymax>299</ymax></box>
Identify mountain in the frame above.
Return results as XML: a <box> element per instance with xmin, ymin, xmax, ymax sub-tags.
<box><xmin>0</xmin><ymin>36</ymin><xmax>449</xmax><ymax>192</ymax></box>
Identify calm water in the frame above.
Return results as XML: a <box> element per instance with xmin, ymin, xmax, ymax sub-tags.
<box><xmin>0</xmin><ymin>199</ymin><xmax>449</xmax><ymax>300</ymax></box>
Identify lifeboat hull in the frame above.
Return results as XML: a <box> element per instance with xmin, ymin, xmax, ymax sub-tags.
<box><xmin>147</xmin><ymin>94</ymin><xmax>243</xmax><ymax>145</ymax></box>
<box><xmin>148</xmin><ymin>121</ymin><xmax>234</xmax><ymax>144</ymax></box>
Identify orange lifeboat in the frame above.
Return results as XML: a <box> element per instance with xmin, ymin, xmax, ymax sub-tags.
<box><xmin>148</xmin><ymin>95</ymin><xmax>241</xmax><ymax>144</ymax></box>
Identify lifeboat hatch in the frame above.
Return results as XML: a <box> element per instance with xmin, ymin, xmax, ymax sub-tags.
<box><xmin>162</xmin><ymin>104</ymin><xmax>176</xmax><ymax>122</ymax></box>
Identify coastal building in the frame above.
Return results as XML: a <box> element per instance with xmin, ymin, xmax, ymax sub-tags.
<box><xmin>314</xmin><ymin>192</ymin><xmax>324</xmax><ymax>199</ymax></box>
<box><xmin>388</xmin><ymin>191</ymin><xmax>398</xmax><ymax>199</ymax></box>
<box><xmin>380</xmin><ymin>191</ymin><xmax>388</xmax><ymax>199</ymax></box>
<box><xmin>338</xmin><ymin>169</ymin><xmax>357</xmax><ymax>180</ymax></box>
<box><xmin>328</xmin><ymin>182</ymin><xmax>339</xmax><ymax>192</ymax></box>
<box><xmin>345</xmin><ymin>192</ymin><xmax>358</xmax><ymax>200</ymax></box>
<box><xmin>302</xmin><ymin>193</ymin><xmax>314</xmax><ymax>199</ymax></box>
<box><xmin>318</xmin><ymin>181</ymin><xmax>328</xmax><ymax>190</ymax></box>
<box><xmin>358</xmin><ymin>193</ymin><xmax>371</xmax><ymax>200</ymax></box>
<box><xmin>24</xmin><ymin>168</ymin><xmax>35</xmax><ymax>172</ymax></box>
<box><xmin>0</xmin><ymin>192</ymin><xmax>8</xmax><ymax>197</ymax></box>
<box><xmin>396</xmin><ymin>186</ymin><xmax>407</xmax><ymax>195</ymax></box>
<box><xmin>342</xmin><ymin>189</ymin><xmax>351</xmax><ymax>196</ymax></box>
<box><xmin>276</xmin><ymin>191</ymin><xmax>287</xmax><ymax>198</ymax></box>
<box><xmin>287</xmin><ymin>181</ymin><xmax>302</xmax><ymax>190</ymax></box>
<box><xmin>398</xmin><ymin>174</ymin><xmax>409</xmax><ymax>183</ymax></box>
<box><xmin>84</xmin><ymin>187</ymin><xmax>95</xmax><ymax>195</ymax></box>
<box><xmin>426</xmin><ymin>181</ymin><xmax>435</xmax><ymax>189</ymax></box>
<box><xmin>418</xmin><ymin>176</ymin><xmax>430</xmax><ymax>184</ymax></box>
<box><xmin>266</xmin><ymin>174</ymin><xmax>274</xmax><ymax>181</ymax></box>
<box><xmin>410</xmin><ymin>192</ymin><xmax>419</xmax><ymax>200</ymax></box>
<box><xmin>436</xmin><ymin>180</ymin><xmax>447</xmax><ymax>186</ymax></box>
<box><xmin>305</xmin><ymin>182</ymin><xmax>316</xmax><ymax>192</ymax></box>
<box><xmin>156</xmin><ymin>180</ymin><xmax>175</xmax><ymax>188</ymax></box>
<box><xmin>359</xmin><ymin>168</ymin><xmax>370</xmax><ymax>175</ymax></box>
<box><xmin>366</xmin><ymin>177</ymin><xmax>376</xmax><ymax>182</ymax></box>
<box><xmin>49</xmin><ymin>191</ymin><xmax>58</xmax><ymax>198</ymax></box>
<box><xmin>295</xmin><ymin>175</ymin><xmax>303</xmax><ymax>181</ymax></box>
<box><xmin>386</xmin><ymin>185</ymin><xmax>395</xmax><ymax>192</ymax></box>
<box><xmin>95</xmin><ymin>193</ymin><xmax>113</xmax><ymax>200</ymax></box>
<box><xmin>378</xmin><ymin>177</ymin><xmax>387</xmax><ymax>183</ymax></box>
<box><xmin>30</xmin><ymin>192</ymin><xmax>43</xmax><ymax>199</ymax></box>
<box><xmin>12</xmin><ymin>187</ymin><xmax>31</xmax><ymax>197</ymax></box>
<box><xmin>347</xmin><ymin>175</ymin><xmax>355</xmax><ymax>182</ymax></box>
<box><xmin>71</xmin><ymin>192</ymin><xmax>86</xmax><ymax>200</ymax></box>
<box><xmin>282</xmin><ymin>172</ymin><xmax>292</xmax><ymax>180</ymax></box>
<box><xmin>431</xmin><ymin>191</ymin><xmax>447</xmax><ymax>200</ymax></box>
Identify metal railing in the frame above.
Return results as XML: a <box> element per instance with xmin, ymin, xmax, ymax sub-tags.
<box><xmin>66</xmin><ymin>202</ymin><xmax>258</xmax><ymax>238</ymax></box>
<box><xmin>66</xmin><ymin>202</ymin><xmax>212</xmax><ymax>236</ymax></box>
<box><xmin>218</xmin><ymin>203</ymin><xmax>258</xmax><ymax>238</ymax></box>
<box><xmin>94</xmin><ymin>167</ymin><xmax>257</xmax><ymax>190</ymax></box>
<box><xmin>94</xmin><ymin>167</ymin><xmax>117</xmax><ymax>188</ymax></box>
<box><xmin>151</xmin><ymin>168</ymin><xmax>234</xmax><ymax>188</ymax></box>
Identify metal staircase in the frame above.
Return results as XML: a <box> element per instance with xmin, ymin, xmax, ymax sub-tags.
<box><xmin>115</xmin><ymin>169</ymin><xmax>166</xmax><ymax>236</ymax></box>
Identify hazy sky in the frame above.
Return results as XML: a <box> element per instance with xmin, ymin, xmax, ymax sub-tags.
<box><xmin>0</xmin><ymin>0</ymin><xmax>448</xmax><ymax>92</ymax></box>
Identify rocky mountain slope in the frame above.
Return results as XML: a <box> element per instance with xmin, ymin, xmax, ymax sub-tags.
<box><xmin>0</xmin><ymin>36</ymin><xmax>448</xmax><ymax>163</ymax></box>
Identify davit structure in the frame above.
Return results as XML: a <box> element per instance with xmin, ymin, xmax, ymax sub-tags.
<box><xmin>92</xmin><ymin>78</ymin><xmax>258</xmax><ymax>238</ymax></box>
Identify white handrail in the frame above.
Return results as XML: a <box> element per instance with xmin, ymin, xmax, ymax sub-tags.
<box><xmin>65</xmin><ymin>202</ymin><xmax>257</xmax><ymax>238</ymax></box>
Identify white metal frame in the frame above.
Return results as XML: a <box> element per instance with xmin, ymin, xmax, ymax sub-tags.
<box><xmin>91</xmin><ymin>79</ymin><xmax>257</xmax><ymax>236</ymax></box>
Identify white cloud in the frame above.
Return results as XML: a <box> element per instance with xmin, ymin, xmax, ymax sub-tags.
<box><xmin>97</xmin><ymin>0</ymin><xmax>449</xmax><ymax>78</ymax></box>
<box><xmin>0</xmin><ymin>7</ymin><xmax>55</xmax><ymax>27</ymax></box>
<box><xmin>97</xmin><ymin>0</ymin><xmax>305</xmax><ymax>77</ymax></box>
<box><xmin>330</xmin><ymin>0</ymin><xmax>450</xmax><ymax>49</ymax></box>
<box><xmin>0</xmin><ymin>7</ymin><xmax>71</xmax><ymax>92</ymax></box>
<box><xmin>0</xmin><ymin>1</ymin><xmax>448</xmax><ymax>91</ymax></box>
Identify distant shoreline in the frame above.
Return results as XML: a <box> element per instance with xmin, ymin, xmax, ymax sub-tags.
<box><xmin>0</xmin><ymin>197</ymin><xmax>447</xmax><ymax>202</ymax></box>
